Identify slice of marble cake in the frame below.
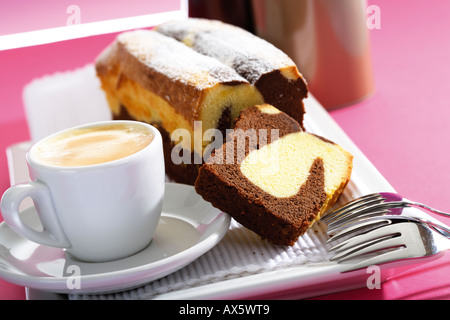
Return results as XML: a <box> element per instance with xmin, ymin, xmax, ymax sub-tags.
<box><xmin>195</xmin><ymin>104</ymin><xmax>353</xmax><ymax>246</ymax></box>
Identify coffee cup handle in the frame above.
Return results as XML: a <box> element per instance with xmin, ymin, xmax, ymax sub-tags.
<box><xmin>1</xmin><ymin>181</ymin><xmax>70</xmax><ymax>248</ymax></box>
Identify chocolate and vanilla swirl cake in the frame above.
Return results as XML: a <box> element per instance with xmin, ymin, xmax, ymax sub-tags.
<box><xmin>195</xmin><ymin>105</ymin><xmax>353</xmax><ymax>246</ymax></box>
<box><xmin>95</xmin><ymin>19</ymin><xmax>353</xmax><ymax>245</ymax></box>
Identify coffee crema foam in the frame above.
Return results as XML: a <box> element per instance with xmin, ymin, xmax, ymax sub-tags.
<box><xmin>32</xmin><ymin>123</ymin><xmax>153</xmax><ymax>167</ymax></box>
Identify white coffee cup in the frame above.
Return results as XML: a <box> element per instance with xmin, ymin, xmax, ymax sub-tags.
<box><xmin>1</xmin><ymin>120</ymin><xmax>165</xmax><ymax>262</ymax></box>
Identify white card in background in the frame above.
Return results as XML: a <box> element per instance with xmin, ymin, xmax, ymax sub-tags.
<box><xmin>23</xmin><ymin>64</ymin><xmax>112</xmax><ymax>143</ymax></box>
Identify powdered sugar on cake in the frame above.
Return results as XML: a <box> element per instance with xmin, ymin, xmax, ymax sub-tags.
<box><xmin>116</xmin><ymin>30</ymin><xmax>248</xmax><ymax>88</ymax></box>
<box><xmin>157</xmin><ymin>18</ymin><xmax>295</xmax><ymax>84</ymax></box>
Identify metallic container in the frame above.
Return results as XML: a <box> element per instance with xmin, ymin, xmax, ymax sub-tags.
<box><xmin>252</xmin><ymin>0</ymin><xmax>375</xmax><ymax>109</ymax></box>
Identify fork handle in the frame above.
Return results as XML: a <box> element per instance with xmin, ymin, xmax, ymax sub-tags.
<box><xmin>406</xmin><ymin>200</ymin><xmax>450</xmax><ymax>218</ymax></box>
<box><xmin>430</xmin><ymin>225</ymin><xmax>450</xmax><ymax>239</ymax></box>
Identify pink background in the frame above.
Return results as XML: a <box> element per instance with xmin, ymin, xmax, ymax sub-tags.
<box><xmin>0</xmin><ymin>0</ymin><xmax>450</xmax><ymax>299</ymax></box>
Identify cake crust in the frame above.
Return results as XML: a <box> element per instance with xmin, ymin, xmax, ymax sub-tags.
<box><xmin>156</xmin><ymin>18</ymin><xmax>309</xmax><ymax>128</ymax></box>
<box><xmin>96</xmin><ymin>30</ymin><xmax>257</xmax><ymax>126</ymax></box>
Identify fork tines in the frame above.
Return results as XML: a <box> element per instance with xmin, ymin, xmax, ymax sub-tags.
<box><xmin>321</xmin><ymin>193</ymin><xmax>385</xmax><ymax>225</ymax></box>
<box><xmin>325</xmin><ymin>217</ymin><xmax>392</xmax><ymax>243</ymax></box>
<box><xmin>328</xmin><ymin>223</ymin><xmax>404</xmax><ymax>263</ymax></box>
<box><xmin>326</xmin><ymin>219</ymin><xmax>440</xmax><ymax>271</ymax></box>
<box><xmin>321</xmin><ymin>193</ymin><xmax>409</xmax><ymax>234</ymax></box>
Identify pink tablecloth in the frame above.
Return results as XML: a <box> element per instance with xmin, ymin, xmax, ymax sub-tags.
<box><xmin>0</xmin><ymin>0</ymin><xmax>449</xmax><ymax>300</ymax></box>
<box><xmin>314</xmin><ymin>0</ymin><xmax>450</xmax><ymax>299</ymax></box>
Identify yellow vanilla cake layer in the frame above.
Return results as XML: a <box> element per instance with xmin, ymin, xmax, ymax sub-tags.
<box><xmin>240</xmin><ymin>131</ymin><xmax>353</xmax><ymax>221</ymax></box>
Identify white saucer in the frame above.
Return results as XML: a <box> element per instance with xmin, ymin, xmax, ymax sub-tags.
<box><xmin>0</xmin><ymin>183</ymin><xmax>230</xmax><ymax>295</ymax></box>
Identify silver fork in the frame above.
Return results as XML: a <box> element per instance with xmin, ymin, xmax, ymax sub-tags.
<box><xmin>326</xmin><ymin>217</ymin><xmax>450</xmax><ymax>271</ymax></box>
<box><xmin>321</xmin><ymin>192</ymin><xmax>450</xmax><ymax>234</ymax></box>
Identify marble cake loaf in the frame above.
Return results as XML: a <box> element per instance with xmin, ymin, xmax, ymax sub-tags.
<box><xmin>156</xmin><ymin>18</ymin><xmax>309</xmax><ymax>128</ymax></box>
<box><xmin>194</xmin><ymin>105</ymin><xmax>353</xmax><ymax>246</ymax></box>
<box><xmin>95</xmin><ymin>29</ymin><xmax>265</xmax><ymax>184</ymax></box>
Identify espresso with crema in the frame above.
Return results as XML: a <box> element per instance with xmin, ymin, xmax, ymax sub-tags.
<box><xmin>31</xmin><ymin>123</ymin><xmax>153</xmax><ymax>167</ymax></box>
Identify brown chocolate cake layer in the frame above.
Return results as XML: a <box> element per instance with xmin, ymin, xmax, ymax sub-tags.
<box><xmin>195</xmin><ymin>105</ymin><xmax>353</xmax><ymax>246</ymax></box>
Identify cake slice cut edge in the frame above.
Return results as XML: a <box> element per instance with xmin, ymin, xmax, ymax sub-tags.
<box><xmin>194</xmin><ymin>104</ymin><xmax>353</xmax><ymax>246</ymax></box>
